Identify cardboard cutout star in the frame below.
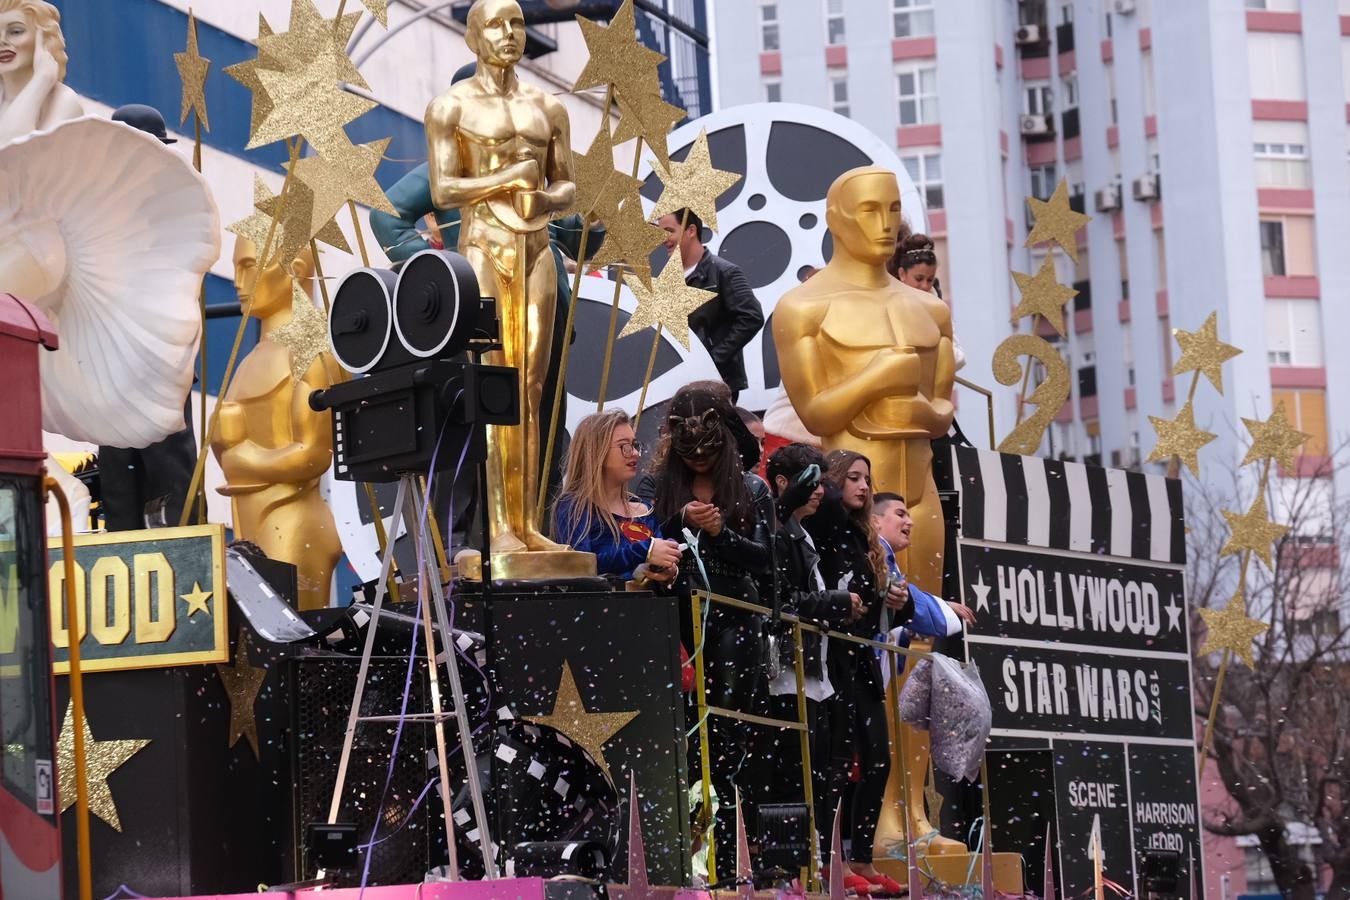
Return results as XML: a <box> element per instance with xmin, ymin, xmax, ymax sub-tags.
<box><xmin>1024</xmin><ymin>179</ymin><xmax>1091</xmax><ymax>262</ymax></box>
<box><xmin>586</xmin><ymin>197</ymin><xmax>666</xmax><ymax>288</ymax></box>
<box><xmin>174</xmin><ymin>11</ymin><xmax>211</xmax><ymax>131</ymax></box>
<box><xmin>525</xmin><ymin>662</ymin><xmax>637</xmax><ymax>781</ymax></box>
<box><xmin>570</xmin><ymin>125</ymin><xmax>643</xmax><ymax>223</ymax></box>
<box><xmin>1220</xmin><ymin>493</ymin><xmax>1289</xmax><ymax>569</ymax></box>
<box><xmin>251</xmin><ymin>67</ymin><xmax>375</xmax><ymax>154</ymax></box>
<box><xmin>222</xmin><ymin>49</ymin><xmax>274</xmax><ymax>143</ymax></box>
<box><xmin>1146</xmin><ymin>401</ymin><xmax>1216</xmax><ymax>476</ymax></box>
<box><xmin>359</xmin><ymin>0</ymin><xmax>388</xmax><ymax>27</ymax></box>
<box><xmin>273</xmin><ymin>281</ymin><xmax>331</xmax><ymax>382</ymax></box>
<box><xmin>216</xmin><ymin>635</ymin><xmax>267</xmax><ymax>758</ymax></box>
<box><xmin>57</xmin><ymin>702</ymin><xmax>150</xmax><ymax>831</ymax></box>
<box><xmin>1171</xmin><ymin>312</ymin><xmax>1242</xmax><ymax>394</ymax></box>
<box><xmin>228</xmin><ymin>175</ymin><xmax>322</xmax><ymax>270</ymax></box>
<box><xmin>613</xmin><ymin>88</ymin><xmax>686</xmax><ymax>170</ymax></box>
<box><xmin>1011</xmin><ymin>255</ymin><xmax>1079</xmax><ymax>336</ymax></box>
<box><xmin>1241</xmin><ymin>403</ymin><xmax>1309</xmax><ymax>470</ymax></box>
<box><xmin>255</xmin><ymin>0</ymin><xmax>366</xmax><ymax>89</ymax></box>
<box><xmin>282</xmin><ymin>135</ymin><xmax>396</xmax><ymax>249</ymax></box>
<box><xmin>572</xmin><ymin>0</ymin><xmax>667</xmax><ymax>101</ymax></box>
<box><xmin>181</xmin><ymin>581</ymin><xmax>213</xmax><ymax>618</ymax></box>
<box><xmin>618</xmin><ymin>254</ymin><xmax>715</xmax><ymax>349</ymax></box>
<box><xmin>1197</xmin><ymin>589</ymin><xmax>1269</xmax><ymax>669</ymax></box>
<box><xmin>648</xmin><ymin>129</ymin><xmax>742</xmax><ymax>233</ymax></box>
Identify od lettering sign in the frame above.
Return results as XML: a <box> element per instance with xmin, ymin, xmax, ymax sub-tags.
<box><xmin>44</xmin><ymin>525</ymin><xmax>227</xmax><ymax>673</ymax></box>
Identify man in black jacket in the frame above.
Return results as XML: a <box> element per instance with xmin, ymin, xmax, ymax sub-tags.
<box><xmin>657</xmin><ymin>208</ymin><xmax>765</xmax><ymax>400</ymax></box>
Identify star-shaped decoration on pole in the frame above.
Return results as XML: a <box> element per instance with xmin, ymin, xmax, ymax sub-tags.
<box><xmin>618</xmin><ymin>255</ymin><xmax>715</xmax><ymax>349</ymax></box>
<box><xmin>1010</xmin><ymin>255</ymin><xmax>1079</xmax><ymax>336</ymax></box>
<box><xmin>181</xmin><ymin>581</ymin><xmax>213</xmax><ymax>618</ymax></box>
<box><xmin>572</xmin><ymin>0</ymin><xmax>668</xmax><ymax>103</ymax></box>
<box><xmin>1025</xmin><ymin>179</ymin><xmax>1092</xmax><ymax>262</ymax></box>
<box><xmin>57</xmin><ymin>702</ymin><xmax>150</xmax><ymax>831</ymax></box>
<box><xmin>282</xmin><ymin>136</ymin><xmax>396</xmax><ymax>247</ymax></box>
<box><xmin>1171</xmin><ymin>311</ymin><xmax>1242</xmax><ymax>394</ymax></box>
<box><xmin>1219</xmin><ymin>493</ymin><xmax>1289</xmax><ymax>569</ymax></box>
<box><xmin>251</xmin><ymin>68</ymin><xmax>375</xmax><ymax>154</ymax></box>
<box><xmin>648</xmin><ymin>130</ymin><xmax>742</xmax><ymax>233</ymax></box>
<box><xmin>1241</xmin><ymin>402</ymin><xmax>1309</xmax><ymax>470</ymax></box>
<box><xmin>216</xmin><ymin>635</ymin><xmax>267</xmax><ymax>758</ymax></box>
<box><xmin>1197</xmin><ymin>588</ymin><xmax>1269</xmax><ymax>668</ymax></box>
<box><xmin>358</xmin><ymin>0</ymin><xmax>388</xmax><ymax>27</ymax></box>
<box><xmin>228</xmin><ymin>176</ymin><xmax>322</xmax><ymax>270</ymax></box>
<box><xmin>525</xmin><ymin>661</ymin><xmax>638</xmax><ymax>781</ymax></box>
<box><xmin>255</xmin><ymin>0</ymin><xmax>366</xmax><ymax>89</ymax></box>
<box><xmin>273</xmin><ymin>281</ymin><xmax>331</xmax><ymax>382</ymax></box>
<box><xmin>1145</xmin><ymin>401</ymin><xmax>1216</xmax><ymax>476</ymax></box>
<box><xmin>613</xmin><ymin>89</ymin><xmax>686</xmax><ymax>170</ymax></box>
<box><xmin>569</xmin><ymin>125</ymin><xmax>643</xmax><ymax>223</ymax></box>
<box><xmin>175</xmin><ymin>10</ymin><xmax>211</xmax><ymax>131</ymax></box>
<box><xmin>587</xmin><ymin>198</ymin><xmax>667</xmax><ymax>289</ymax></box>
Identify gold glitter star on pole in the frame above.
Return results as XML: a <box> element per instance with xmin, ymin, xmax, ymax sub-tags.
<box><xmin>1171</xmin><ymin>311</ymin><xmax>1242</xmax><ymax>394</ymax></box>
<box><xmin>251</xmin><ymin>68</ymin><xmax>375</xmax><ymax>154</ymax></box>
<box><xmin>1219</xmin><ymin>493</ymin><xmax>1290</xmax><ymax>569</ymax></box>
<box><xmin>572</xmin><ymin>0</ymin><xmax>668</xmax><ymax>102</ymax></box>
<box><xmin>570</xmin><ymin>125</ymin><xmax>643</xmax><ymax>223</ymax></box>
<box><xmin>216</xmin><ymin>635</ymin><xmax>267</xmax><ymax>759</ymax></box>
<box><xmin>526</xmin><ymin>661</ymin><xmax>637</xmax><ymax>781</ymax></box>
<box><xmin>57</xmin><ymin>702</ymin><xmax>150</xmax><ymax>831</ymax></box>
<box><xmin>181</xmin><ymin>581</ymin><xmax>213</xmax><ymax>618</ymax></box>
<box><xmin>648</xmin><ymin>129</ymin><xmax>742</xmax><ymax>233</ymax></box>
<box><xmin>358</xmin><ymin>0</ymin><xmax>388</xmax><ymax>27</ymax></box>
<box><xmin>587</xmin><ymin>197</ymin><xmax>667</xmax><ymax>289</ymax></box>
<box><xmin>228</xmin><ymin>175</ymin><xmax>322</xmax><ymax>269</ymax></box>
<box><xmin>282</xmin><ymin>136</ymin><xmax>396</xmax><ymax>246</ymax></box>
<box><xmin>1024</xmin><ymin>179</ymin><xmax>1092</xmax><ymax>262</ymax></box>
<box><xmin>1146</xmin><ymin>401</ymin><xmax>1216</xmax><ymax>476</ymax></box>
<box><xmin>618</xmin><ymin>255</ymin><xmax>715</xmax><ymax>349</ymax></box>
<box><xmin>1241</xmin><ymin>403</ymin><xmax>1309</xmax><ymax>470</ymax></box>
<box><xmin>613</xmin><ymin>89</ymin><xmax>686</xmax><ymax>170</ymax></box>
<box><xmin>1010</xmin><ymin>255</ymin><xmax>1079</xmax><ymax>336</ymax></box>
<box><xmin>1197</xmin><ymin>588</ymin><xmax>1269</xmax><ymax>669</ymax></box>
<box><xmin>174</xmin><ymin>11</ymin><xmax>211</xmax><ymax>131</ymax></box>
<box><xmin>255</xmin><ymin>0</ymin><xmax>366</xmax><ymax>88</ymax></box>
<box><xmin>273</xmin><ymin>281</ymin><xmax>331</xmax><ymax>382</ymax></box>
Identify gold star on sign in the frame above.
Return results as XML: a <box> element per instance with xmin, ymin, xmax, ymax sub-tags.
<box><xmin>57</xmin><ymin>702</ymin><xmax>150</xmax><ymax>831</ymax></box>
<box><xmin>216</xmin><ymin>635</ymin><xmax>267</xmax><ymax>759</ymax></box>
<box><xmin>572</xmin><ymin>0</ymin><xmax>668</xmax><ymax>101</ymax></box>
<box><xmin>618</xmin><ymin>254</ymin><xmax>715</xmax><ymax>349</ymax></box>
<box><xmin>526</xmin><ymin>661</ymin><xmax>637</xmax><ymax>781</ymax></box>
<box><xmin>1025</xmin><ymin>179</ymin><xmax>1091</xmax><ymax>262</ymax></box>
<box><xmin>587</xmin><ymin>197</ymin><xmax>667</xmax><ymax>288</ymax></box>
<box><xmin>1146</xmin><ymin>401</ymin><xmax>1216</xmax><ymax>476</ymax></box>
<box><xmin>1011</xmin><ymin>255</ymin><xmax>1079</xmax><ymax>336</ymax></box>
<box><xmin>1241</xmin><ymin>403</ymin><xmax>1309</xmax><ymax>470</ymax></box>
<box><xmin>648</xmin><ymin>129</ymin><xmax>742</xmax><ymax>234</ymax></box>
<box><xmin>570</xmin><ymin>124</ymin><xmax>644</xmax><ymax>223</ymax></box>
<box><xmin>1171</xmin><ymin>311</ymin><xmax>1242</xmax><ymax>394</ymax></box>
<box><xmin>613</xmin><ymin>88</ymin><xmax>686</xmax><ymax>171</ymax></box>
<box><xmin>181</xmin><ymin>581</ymin><xmax>213</xmax><ymax>618</ymax></box>
<box><xmin>174</xmin><ymin>11</ymin><xmax>211</xmax><ymax>131</ymax></box>
<box><xmin>1197</xmin><ymin>588</ymin><xmax>1268</xmax><ymax>669</ymax></box>
<box><xmin>1220</xmin><ymin>493</ymin><xmax>1289</xmax><ymax>569</ymax></box>
<box><xmin>283</xmin><ymin>135</ymin><xmax>396</xmax><ymax>245</ymax></box>
<box><xmin>274</xmin><ymin>281</ymin><xmax>331</xmax><ymax>382</ymax></box>
<box><xmin>228</xmin><ymin>175</ymin><xmax>321</xmax><ymax>270</ymax></box>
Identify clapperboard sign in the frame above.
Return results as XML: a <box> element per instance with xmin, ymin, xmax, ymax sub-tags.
<box><xmin>949</xmin><ymin>446</ymin><xmax>1202</xmax><ymax>899</ymax></box>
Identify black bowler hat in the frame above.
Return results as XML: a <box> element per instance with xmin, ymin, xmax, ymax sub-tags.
<box><xmin>111</xmin><ymin>104</ymin><xmax>178</xmax><ymax>144</ymax></box>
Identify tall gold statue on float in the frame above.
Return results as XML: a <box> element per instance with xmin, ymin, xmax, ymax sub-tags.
<box><xmin>774</xmin><ymin>166</ymin><xmax>965</xmax><ymax>856</ymax></box>
<box><xmin>424</xmin><ymin>0</ymin><xmax>593</xmax><ymax>579</ymax></box>
<box><xmin>211</xmin><ymin>237</ymin><xmax>343</xmax><ymax>610</ymax></box>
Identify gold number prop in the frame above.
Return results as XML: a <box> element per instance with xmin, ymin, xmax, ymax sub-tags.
<box><xmin>993</xmin><ymin>334</ymin><xmax>1071</xmax><ymax>456</ymax></box>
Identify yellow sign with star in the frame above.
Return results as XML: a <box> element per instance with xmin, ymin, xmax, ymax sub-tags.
<box><xmin>43</xmin><ymin>524</ymin><xmax>227</xmax><ymax>674</ymax></box>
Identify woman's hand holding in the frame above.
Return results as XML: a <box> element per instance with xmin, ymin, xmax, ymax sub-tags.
<box><xmin>884</xmin><ymin>579</ymin><xmax>909</xmax><ymax>611</ymax></box>
<box><xmin>647</xmin><ymin>538</ymin><xmax>682</xmax><ymax>570</ymax></box>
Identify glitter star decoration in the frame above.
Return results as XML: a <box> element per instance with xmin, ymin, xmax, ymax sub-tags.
<box><xmin>572</xmin><ymin>0</ymin><xmax>668</xmax><ymax>104</ymax></box>
<box><xmin>613</xmin><ymin>88</ymin><xmax>686</xmax><ymax>170</ymax></box>
<box><xmin>618</xmin><ymin>255</ymin><xmax>715</xmax><ymax>349</ymax></box>
<box><xmin>174</xmin><ymin>11</ymin><xmax>211</xmax><ymax>131</ymax></box>
<box><xmin>181</xmin><ymin>581</ymin><xmax>213</xmax><ymax>618</ymax></box>
<box><xmin>525</xmin><ymin>661</ymin><xmax>637</xmax><ymax>781</ymax></box>
<box><xmin>1010</xmin><ymin>255</ymin><xmax>1079</xmax><ymax>336</ymax></box>
<box><xmin>586</xmin><ymin>197</ymin><xmax>667</xmax><ymax>288</ymax></box>
<box><xmin>648</xmin><ymin>129</ymin><xmax>742</xmax><ymax>233</ymax></box>
<box><xmin>570</xmin><ymin>124</ymin><xmax>643</xmax><ymax>223</ymax></box>
<box><xmin>1172</xmin><ymin>311</ymin><xmax>1242</xmax><ymax>394</ymax></box>
<box><xmin>228</xmin><ymin>175</ymin><xmax>324</xmax><ymax>270</ymax></box>
<box><xmin>273</xmin><ymin>281</ymin><xmax>331</xmax><ymax>382</ymax></box>
<box><xmin>1146</xmin><ymin>401</ymin><xmax>1217</xmax><ymax>476</ymax></box>
<box><xmin>216</xmin><ymin>635</ymin><xmax>268</xmax><ymax>758</ymax></box>
<box><xmin>282</xmin><ymin>135</ymin><xmax>396</xmax><ymax>248</ymax></box>
<box><xmin>1197</xmin><ymin>588</ymin><xmax>1269</xmax><ymax>669</ymax></box>
<box><xmin>358</xmin><ymin>0</ymin><xmax>388</xmax><ymax>27</ymax></box>
<box><xmin>1025</xmin><ymin>179</ymin><xmax>1092</xmax><ymax>262</ymax></box>
<box><xmin>1220</xmin><ymin>493</ymin><xmax>1290</xmax><ymax>569</ymax></box>
<box><xmin>57</xmin><ymin>702</ymin><xmax>150</xmax><ymax>831</ymax></box>
<box><xmin>1241</xmin><ymin>403</ymin><xmax>1309</xmax><ymax>470</ymax></box>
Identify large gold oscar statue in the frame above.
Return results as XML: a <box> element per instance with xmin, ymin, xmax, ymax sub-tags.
<box><xmin>773</xmin><ymin>166</ymin><xmax>966</xmax><ymax>857</ymax></box>
<box><xmin>425</xmin><ymin>0</ymin><xmax>593</xmax><ymax>579</ymax></box>
<box><xmin>211</xmin><ymin>236</ymin><xmax>343</xmax><ymax>610</ymax></box>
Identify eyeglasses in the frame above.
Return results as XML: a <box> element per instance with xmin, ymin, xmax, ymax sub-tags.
<box><xmin>616</xmin><ymin>440</ymin><xmax>644</xmax><ymax>458</ymax></box>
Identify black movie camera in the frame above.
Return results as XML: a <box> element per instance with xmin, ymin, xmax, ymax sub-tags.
<box><xmin>309</xmin><ymin>249</ymin><xmax>519</xmax><ymax>483</ymax></box>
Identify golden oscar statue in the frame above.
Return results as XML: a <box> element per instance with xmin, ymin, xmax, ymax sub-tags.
<box><xmin>773</xmin><ymin>166</ymin><xmax>965</xmax><ymax>858</ymax></box>
<box><xmin>210</xmin><ymin>236</ymin><xmax>344</xmax><ymax>610</ymax></box>
<box><xmin>424</xmin><ymin>0</ymin><xmax>593</xmax><ymax>579</ymax></box>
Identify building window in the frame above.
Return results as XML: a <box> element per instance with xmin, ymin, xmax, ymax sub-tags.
<box><xmin>902</xmin><ymin>151</ymin><xmax>944</xmax><ymax>210</ymax></box>
<box><xmin>1029</xmin><ymin>163</ymin><xmax>1058</xmax><ymax>201</ymax></box>
<box><xmin>1271</xmin><ymin>388</ymin><xmax>1329</xmax><ymax>457</ymax></box>
<box><xmin>1260</xmin><ymin>220</ymin><xmax>1286</xmax><ymax>276</ymax></box>
<box><xmin>1246</xmin><ymin>0</ymin><xmax>1300</xmax><ymax>9</ymax></box>
<box><xmin>1024</xmin><ymin>81</ymin><xmax>1054</xmax><ymax>116</ymax></box>
<box><xmin>763</xmin><ymin>77</ymin><xmax>782</xmax><ymax>102</ymax></box>
<box><xmin>760</xmin><ymin>2</ymin><xmax>780</xmax><ymax>52</ymax></box>
<box><xmin>1265</xmin><ymin>298</ymin><xmax>1323</xmax><ymax>366</ymax></box>
<box><xmin>826</xmin><ymin>0</ymin><xmax>846</xmax><ymax>45</ymax></box>
<box><xmin>1059</xmin><ymin>2</ymin><xmax>1074</xmax><ymax>24</ymax></box>
<box><xmin>1247</xmin><ymin>32</ymin><xmax>1307</xmax><ymax>101</ymax></box>
<box><xmin>896</xmin><ymin>64</ymin><xmax>939</xmax><ymax>125</ymax></box>
<box><xmin>893</xmin><ymin>0</ymin><xmax>935</xmax><ymax>39</ymax></box>
<box><xmin>1062</xmin><ymin>74</ymin><xmax>1079</xmax><ymax>108</ymax></box>
<box><xmin>830</xmin><ymin>72</ymin><xmax>850</xmax><ymax>117</ymax></box>
<box><xmin>1253</xmin><ymin>121</ymin><xmax>1311</xmax><ymax>188</ymax></box>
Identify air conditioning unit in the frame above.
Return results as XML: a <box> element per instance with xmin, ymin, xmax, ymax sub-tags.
<box><xmin>1132</xmin><ymin>172</ymin><xmax>1160</xmax><ymax>201</ymax></box>
<box><xmin>1094</xmin><ymin>184</ymin><xmax>1122</xmax><ymax>212</ymax></box>
<box><xmin>1020</xmin><ymin>114</ymin><xmax>1050</xmax><ymax>135</ymax></box>
<box><xmin>1112</xmin><ymin>0</ymin><xmax>1136</xmax><ymax>14</ymax></box>
<box><xmin>1015</xmin><ymin>24</ymin><xmax>1042</xmax><ymax>44</ymax></box>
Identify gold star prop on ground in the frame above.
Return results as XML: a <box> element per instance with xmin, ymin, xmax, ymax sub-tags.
<box><xmin>216</xmin><ymin>636</ymin><xmax>267</xmax><ymax>758</ymax></box>
<box><xmin>648</xmin><ymin>129</ymin><xmax>741</xmax><ymax>233</ymax></box>
<box><xmin>1197</xmin><ymin>589</ymin><xmax>1269</xmax><ymax>669</ymax></box>
<box><xmin>1220</xmin><ymin>493</ymin><xmax>1289</xmax><ymax>569</ymax></box>
<box><xmin>283</xmin><ymin>135</ymin><xmax>396</xmax><ymax>246</ymax></box>
<box><xmin>613</xmin><ymin>89</ymin><xmax>686</xmax><ymax>170</ymax></box>
<box><xmin>1241</xmin><ymin>403</ymin><xmax>1309</xmax><ymax>470</ymax></box>
<box><xmin>228</xmin><ymin>175</ymin><xmax>320</xmax><ymax>270</ymax></box>
<box><xmin>526</xmin><ymin>662</ymin><xmax>637</xmax><ymax>781</ymax></box>
<box><xmin>1146</xmin><ymin>401</ymin><xmax>1216</xmax><ymax>476</ymax></box>
<box><xmin>181</xmin><ymin>581</ymin><xmax>213</xmax><ymax>618</ymax></box>
<box><xmin>175</xmin><ymin>11</ymin><xmax>211</xmax><ymax>131</ymax></box>
<box><xmin>57</xmin><ymin>702</ymin><xmax>150</xmax><ymax>831</ymax></box>
<box><xmin>570</xmin><ymin>125</ymin><xmax>643</xmax><ymax>223</ymax></box>
<box><xmin>1025</xmin><ymin>179</ymin><xmax>1091</xmax><ymax>262</ymax></box>
<box><xmin>618</xmin><ymin>255</ymin><xmax>714</xmax><ymax>349</ymax></box>
<box><xmin>572</xmin><ymin>0</ymin><xmax>667</xmax><ymax>102</ymax></box>
<box><xmin>587</xmin><ymin>198</ymin><xmax>666</xmax><ymax>288</ymax></box>
<box><xmin>1010</xmin><ymin>255</ymin><xmax>1079</xmax><ymax>336</ymax></box>
<box><xmin>273</xmin><ymin>281</ymin><xmax>331</xmax><ymax>382</ymax></box>
<box><xmin>1171</xmin><ymin>311</ymin><xmax>1242</xmax><ymax>394</ymax></box>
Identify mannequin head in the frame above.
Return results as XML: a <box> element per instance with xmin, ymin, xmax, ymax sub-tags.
<box><xmin>825</xmin><ymin>166</ymin><xmax>902</xmax><ymax>267</ymax></box>
<box><xmin>0</xmin><ymin>0</ymin><xmax>66</xmax><ymax>83</ymax></box>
